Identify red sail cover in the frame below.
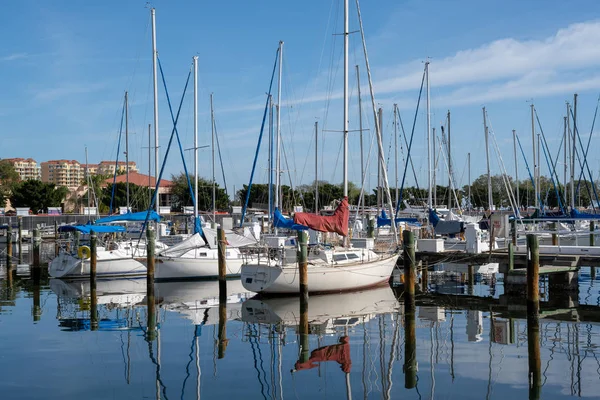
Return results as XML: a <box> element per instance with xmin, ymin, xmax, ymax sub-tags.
<box><xmin>294</xmin><ymin>336</ymin><xmax>352</xmax><ymax>373</ymax></box>
<box><xmin>293</xmin><ymin>197</ymin><xmax>349</xmax><ymax>236</ymax></box>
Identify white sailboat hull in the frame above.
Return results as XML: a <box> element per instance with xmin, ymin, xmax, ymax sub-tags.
<box><xmin>241</xmin><ymin>254</ymin><xmax>399</xmax><ymax>294</ymax></box>
<box><xmin>155</xmin><ymin>255</ymin><xmax>245</xmax><ymax>280</ymax></box>
<box><xmin>49</xmin><ymin>250</ymin><xmax>146</xmax><ymax>279</ymax></box>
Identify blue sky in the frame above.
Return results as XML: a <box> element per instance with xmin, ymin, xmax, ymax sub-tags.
<box><xmin>2</xmin><ymin>0</ymin><xmax>600</xmax><ymax>201</ymax></box>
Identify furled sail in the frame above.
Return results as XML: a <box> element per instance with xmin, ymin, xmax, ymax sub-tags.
<box><xmin>202</xmin><ymin>227</ymin><xmax>258</xmax><ymax>249</ymax></box>
<box><xmin>273</xmin><ymin>208</ymin><xmax>308</xmax><ymax>231</ymax></box>
<box><xmin>293</xmin><ymin>197</ymin><xmax>349</xmax><ymax>236</ymax></box>
<box><xmin>94</xmin><ymin>210</ymin><xmax>161</xmax><ymax>224</ymax></box>
<box><xmin>377</xmin><ymin>209</ymin><xmax>419</xmax><ymax>227</ymax></box>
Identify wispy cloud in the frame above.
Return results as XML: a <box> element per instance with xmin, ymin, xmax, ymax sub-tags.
<box><xmin>33</xmin><ymin>82</ymin><xmax>107</xmax><ymax>101</ymax></box>
<box><xmin>1</xmin><ymin>52</ymin><xmax>28</xmax><ymax>61</ymax></box>
<box><xmin>376</xmin><ymin>20</ymin><xmax>600</xmax><ymax>97</ymax></box>
<box><xmin>221</xmin><ymin>20</ymin><xmax>600</xmax><ymax>114</ymax></box>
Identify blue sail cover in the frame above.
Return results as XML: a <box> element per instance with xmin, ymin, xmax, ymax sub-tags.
<box><xmin>428</xmin><ymin>208</ymin><xmax>463</xmax><ymax>235</ymax></box>
<box><xmin>193</xmin><ymin>216</ymin><xmax>203</xmax><ymax>235</ymax></box>
<box><xmin>58</xmin><ymin>224</ymin><xmax>126</xmax><ymax>234</ymax></box>
<box><xmin>273</xmin><ymin>208</ymin><xmax>308</xmax><ymax>231</ymax></box>
<box><xmin>94</xmin><ymin>210</ymin><xmax>161</xmax><ymax>224</ymax></box>
<box><xmin>377</xmin><ymin>210</ymin><xmax>420</xmax><ymax>227</ymax></box>
<box><xmin>571</xmin><ymin>208</ymin><xmax>600</xmax><ymax>219</ymax></box>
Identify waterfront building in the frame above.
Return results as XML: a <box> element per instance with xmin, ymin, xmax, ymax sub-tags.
<box><xmin>2</xmin><ymin>158</ymin><xmax>41</xmax><ymax>181</ymax></box>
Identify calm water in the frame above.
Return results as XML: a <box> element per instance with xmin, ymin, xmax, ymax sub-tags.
<box><xmin>1</xmin><ymin>258</ymin><xmax>600</xmax><ymax>399</ymax></box>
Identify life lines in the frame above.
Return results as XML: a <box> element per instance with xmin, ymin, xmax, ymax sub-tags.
<box><xmin>78</xmin><ymin>245</ymin><xmax>91</xmax><ymax>259</ymax></box>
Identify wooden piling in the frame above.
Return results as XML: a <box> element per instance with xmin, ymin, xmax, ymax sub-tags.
<box><xmin>511</xmin><ymin>218</ymin><xmax>517</xmax><ymax>246</ymax></box>
<box><xmin>468</xmin><ymin>265</ymin><xmax>474</xmax><ymax>290</ymax></box>
<box><xmin>527</xmin><ymin>308</ymin><xmax>541</xmax><ymax>400</ymax></box>
<box><xmin>403</xmin><ymin>291</ymin><xmax>417</xmax><ymax>389</ymax></box>
<box><xmin>299</xmin><ymin>295</ymin><xmax>310</xmax><ymax>364</ymax></box>
<box><xmin>32</xmin><ymin>228</ymin><xmax>40</xmax><ymax>267</ymax></box>
<box><xmin>6</xmin><ymin>225</ymin><xmax>12</xmax><ymax>268</ymax></box>
<box><xmin>218</xmin><ymin>227</ymin><xmax>227</xmax><ymax>301</ymax></box>
<box><xmin>90</xmin><ymin>231</ymin><xmax>98</xmax><ymax>331</ymax></box>
<box><xmin>298</xmin><ymin>230</ymin><xmax>309</xmax><ymax>302</ymax></box>
<box><xmin>590</xmin><ymin>221</ymin><xmax>595</xmax><ymax>247</ymax></box>
<box><xmin>508</xmin><ymin>242</ymin><xmax>514</xmax><ymax>272</ymax></box>
<box><xmin>146</xmin><ymin>228</ymin><xmax>155</xmax><ymax>283</ymax></box>
<box><xmin>403</xmin><ymin>230</ymin><xmax>416</xmax><ymax>296</ymax></box>
<box><xmin>218</xmin><ymin>297</ymin><xmax>229</xmax><ymax>359</ymax></box>
<box><xmin>32</xmin><ymin>280</ymin><xmax>41</xmax><ymax>322</ymax></box>
<box><xmin>367</xmin><ymin>217</ymin><xmax>375</xmax><ymax>239</ymax></box>
<box><xmin>551</xmin><ymin>222</ymin><xmax>558</xmax><ymax>246</ymax></box>
<box><xmin>54</xmin><ymin>221</ymin><xmax>59</xmax><ymax>256</ymax></box>
<box><xmin>526</xmin><ymin>234</ymin><xmax>540</xmax><ymax>313</ymax></box>
<box><xmin>74</xmin><ymin>230</ymin><xmax>80</xmax><ymax>252</ymax></box>
<box><xmin>146</xmin><ymin>282</ymin><xmax>157</xmax><ymax>341</ymax></box>
<box><xmin>17</xmin><ymin>216</ymin><xmax>22</xmax><ymax>262</ymax></box>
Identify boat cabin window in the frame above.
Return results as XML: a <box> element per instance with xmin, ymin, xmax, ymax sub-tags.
<box><xmin>333</xmin><ymin>254</ymin><xmax>348</xmax><ymax>262</ymax></box>
<box><xmin>346</xmin><ymin>253</ymin><xmax>360</xmax><ymax>260</ymax></box>
<box><xmin>199</xmin><ymin>252</ymin><xmax>207</xmax><ymax>257</ymax></box>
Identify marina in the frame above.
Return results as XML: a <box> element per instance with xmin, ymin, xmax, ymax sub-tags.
<box><xmin>3</xmin><ymin>0</ymin><xmax>600</xmax><ymax>398</ymax></box>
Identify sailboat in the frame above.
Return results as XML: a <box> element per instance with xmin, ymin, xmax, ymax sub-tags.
<box><xmin>241</xmin><ymin>0</ymin><xmax>399</xmax><ymax>294</ymax></box>
<box><xmin>155</xmin><ymin>58</ymin><xmax>257</xmax><ymax>281</ymax></box>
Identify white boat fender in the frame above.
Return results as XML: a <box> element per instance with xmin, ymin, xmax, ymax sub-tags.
<box><xmin>78</xmin><ymin>245</ymin><xmax>91</xmax><ymax>259</ymax></box>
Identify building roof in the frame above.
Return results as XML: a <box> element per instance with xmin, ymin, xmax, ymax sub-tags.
<box><xmin>99</xmin><ymin>160</ymin><xmax>136</xmax><ymax>166</ymax></box>
<box><xmin>42</xmin><ymin>159</ymin><xmax>80</xmax><ymax>165</ymax></box>
<box><xmin>103</xmin><ymin>171</ymin><xmax>173</xmax><ymax>188</ymax></box>
<box><xmin>2</xmin><ymin>158</ymin><xmax>37</xmax><ymax>163</ymax></box>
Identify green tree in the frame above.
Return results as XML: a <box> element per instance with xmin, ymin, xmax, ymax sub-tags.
<box><xmin>10</xmin><ymin>180</ymin><xmax>68</xmax><ymax>213</ymax></box>
<box><xmin>101</xmin><ymin>182</ymin><xmax>152</xmax><ymax>213</ymax></box>
<box><xmin>0</xmin><ymin>160</ymin><xmax>20</xmax><ymax>207</ymax></box>
<box><xmin>170</xmin><ymin>173</ymin><xmax>229</xmax><ymax>212</ymax></box>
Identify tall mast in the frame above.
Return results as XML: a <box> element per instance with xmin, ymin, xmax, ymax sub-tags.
<box><xmin>530</xmin><ymin>103</ymin><xmax>537</xmax><ymax>209</ymax></box>
<box><xmin>512</xmin><ymin>129</ymin><xmax>519</xmax><ymax>214</ymax></box>
<box><xmin>447</xmin><ymin>110</ymin><xmax>451</xmax><ymax>210</ymax></box>
<box><xmin>210</xmin><ymin>93</ymin><xmax>216</xmax><ymax>222</ymax></box>
<box><xmin>572</xmin><ymin>94</ymin><xmax>577</xmax><ymax>210</ymax></box>
<box><xmin>151</xmin><ymin>8</ymin><xmax>160</xmax><ymax>214</ymax></box>
<box><xmin>193</xmin><ymin>56</ymin><xmax>198</xmax><ymax>222</ymax></box>
<box><xmin>426</xmin><ymin>60</ymin><xmax>432</xmax><ymax>208</ymax></box>
<box><xmin>268</xmin><ymin>95</ymin><xmax>273</xmax><ymax>226</ymax></box>
<box><xmin>483</xmin><ymin>107</ymin><xmax>493</xmax><ymax>211</ymax></box>
<box><xmin>356</xmin><ymin>65</ymin><xmax>364</xmax><ymax>210</ymax></box>
<box><xmin>468</xmin><ymin>152</ymin><xmax>471</xmax><ymax>210</ymax></box>
<box><xmin>355</xmin><ymin>0</ymin><xmax>397</xmax><ymax>241</ymax></box>
<box><xmin>377</xmin><ymin>107</ymin><xmax>383</xmax><ymax>212</ymax></box>
<box><xmin>394</xmin><ymin>104</ymin><xmax>398</xmax><ymax>209</ymax></box>
<box><xmin>148</xmin><ymin>124</ymin><xmax>151</xmax><ymax>207</ymax></box>
<box><xmin>342</xmin><ymin>0</ymin><xmax>349</xmax><ymax>197</ymax></box>
<box><xmin>433</xmin><ymin>127</ymin><xmax>436</xmax><ymax>208</ymax></box>
<box><xmin>563</xmin><ymin>115</ymin><xmax>568</xmax><ymax>206</ymax></box>
<box><xmin>125</xmin><ymin>91</ymin><xmax>130</xmax><ymax>212</ymax></box>
<box><xmin>315</xmin><ymin>121</ymin><xmax>319</xmax><ymax>213</ymax></box>
<box><xmin>275</xmin><ymin>41</ymin><xmax>283</xmax><ymax>210</ymax></box>
<box><xmin>566</xmin><ymin>103</ymin><xmax>572</xmax><ymax>209</ymax></box>
<box><xmin>85</xmin><ymin>146</ymin><xmax>90</xmax><ymax>211</ymax></box>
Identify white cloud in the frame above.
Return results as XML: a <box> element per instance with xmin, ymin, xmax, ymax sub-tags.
<box><xmin>1</xmin><ymin>53</ymin><xmax>28</xmax><ymax>61</ymax></box>
<box><xmin>33</xmin><ymin>82</ymin><xmax>107</xmax><ymax>101</ymax></box>
<box><xmin>376</xmin><ymin>20</ymin><xmax>600</xmax><ymax>97</ymax></box>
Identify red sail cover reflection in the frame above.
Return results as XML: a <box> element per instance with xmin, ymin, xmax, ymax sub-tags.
<box><xmin>294</xmin><ymin>336</ymin><xmax>352</xmax><ymax>373</ymax></box>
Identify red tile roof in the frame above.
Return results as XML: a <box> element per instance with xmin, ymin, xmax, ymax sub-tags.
<box><xmin>103</xmin><ymin>171</ymin><xmax>173</xmax><ymax>187</ymax></box>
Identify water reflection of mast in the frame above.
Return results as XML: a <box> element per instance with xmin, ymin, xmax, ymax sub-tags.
<box><xmin>430</xmin><ymin>322</ymin><xmax>436</xmax><ymax>400</ymax></box>
<box><xmin>384</xmin><ymin>313</ymin><xmax>400</xmax><ymax>400</ymax></box>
